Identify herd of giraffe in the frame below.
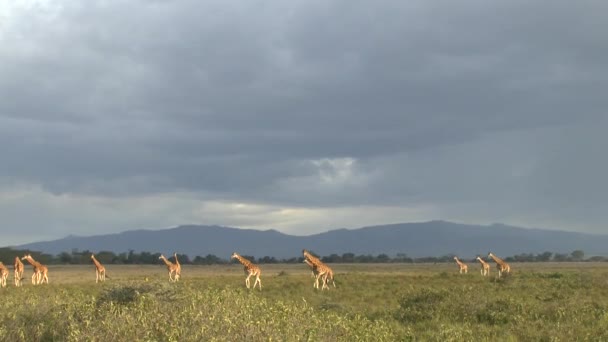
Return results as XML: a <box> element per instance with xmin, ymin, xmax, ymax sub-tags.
<box><xmin>454</xmin><ymin>252</ymin><xmax>511</xmax><ymax>278</ymax></box>
<box><xmin>0</xmin><ymin>250</ymin><xmax>509</xmax><ymax>290</ymax></box>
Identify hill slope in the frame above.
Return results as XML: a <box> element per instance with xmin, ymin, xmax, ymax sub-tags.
<box><xmin>15</xmin><ymin>221</ymin><xmax>608</xmax><ymax>259</ymax></box>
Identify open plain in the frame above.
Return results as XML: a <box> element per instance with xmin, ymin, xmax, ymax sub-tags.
<box><xmin>1</xmin><ymin>262</ymin><xmax>608</xmax><ymax>341</ymax></box>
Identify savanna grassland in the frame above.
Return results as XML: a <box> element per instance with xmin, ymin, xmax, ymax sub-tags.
<box><xmin>1</xmin><ymin>262</ymin><xmax>608</xmax><ymax>341</ymax></box>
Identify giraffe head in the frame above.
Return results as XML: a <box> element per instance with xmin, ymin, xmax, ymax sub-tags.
<box><xmin>453</xmin><ymin>256</ymin><xmax>458</xmax><ymax>261</ymax></box>
<box><xmin>91</xmin><ymin>254</ymin><xmax>95</xmax><ymax>259</ymax></box>
<box><xmin>231</xmin><ymin>252</ymin><xmax>239</xmax><ymax>259</ymax></box>
<box><xmin>158</xmin><ymin>254</ymin><xmax>165</xmax><ymax>260</ymax></box>
<box><xmin>488</xmin><ymin>252</ymin><xmax>494</xmax><ymax>258</ymax></box>
<box><xmin>21</xmin><ymin>254</ymin><xmax>31</xmax><ymax>261</ymax></box>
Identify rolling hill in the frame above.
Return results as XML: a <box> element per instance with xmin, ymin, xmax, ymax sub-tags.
<box><xmin>14</xmin><ymin>221</ymin><xmax>608</xmax><ymax>259</ymax></box>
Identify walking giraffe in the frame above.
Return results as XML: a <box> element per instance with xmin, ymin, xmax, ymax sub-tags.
<box><xmin>453</xmin><ymin>256</ymin><xmax>468</xmax><ymax>274</ymax></box>
<box><xmin>476</xmin><ymin>256</ymin><xmax>490</xmax><ymax>276</ymax></box>
<box><xmin>0</xmin><ymin>262</ymin><xmax>9</xmax><ymax>287</ymax></box>
<box><xmin>173</xmin><ymin>253</ymin><xmax>181</xmax><ymax>281</ymax></box>
<box><xmin>231</xmin><ymin>252</ymin><xmax>262</xmax><ymax>290</ymax></box>
<box><xmin>488</xmin><ymin>252</ymin><xmax>511</xmax><ymax>278</ymax></box>
<box><xmin>304</xmin><ymin>259</ymin><xmax>317</xmax><ymax>278</ymax></box>
<box><xmin>302</xmin><ymin>249</ymin><xmax>335</xmax><ymax>290</ymax></box>
<box><xmin>91</xmin><ymin>254</ymin><xmax>107</xmax><ymax>283</ymax></box>
<box><xmin>21</xmin><ymin>254</ymin><xmax>48</xmax><ymax>284</ymax></box>
<box><xmin>159</xmin><ymin>254</ymin><xmax>180</xmax><ymax>282</ymax></box>
<box><xmin>14</xmin><ymin>256</ymin><xmax>24</xmax><ymax>287</ymax></box>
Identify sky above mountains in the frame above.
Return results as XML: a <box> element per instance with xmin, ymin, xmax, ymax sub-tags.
<box><xmin>1</xmin><ymin>0</ymin><xmax>606</xmax><ymax>245</ymax></box>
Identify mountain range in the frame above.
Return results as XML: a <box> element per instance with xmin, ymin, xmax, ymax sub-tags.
<box><xmin>13</xmin><ymin>221</ymin><xmax>608</xmax><ymax>259</ymax></box>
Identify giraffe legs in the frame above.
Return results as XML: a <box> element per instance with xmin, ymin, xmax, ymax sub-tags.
<box><xmin>314</xmin><ymin>271</ymin><xmax>327</xmax><ymax>290</ymax></box>
<box><xmin>321</xmin><ymin>274</ymin><xmax>330</xmax><ymax>290</ymax></box>
<box><xmin>96</xmin><ymin>270</ymin><xmax>106</xmax><ymax>283</ymax></box>
<box><xmin>253</xmin><ymin>274</ymin><xmax>261</xmax><ymax>290</ymax></box>
<box><xmin>245</xmin><ymin>273</ymin><xmax>252</xmax><ymax>289</ymax></box>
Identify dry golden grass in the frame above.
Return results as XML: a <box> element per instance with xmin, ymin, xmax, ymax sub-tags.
<box><xmin>3</xmin><ymin>262</ymin><xmax>608</xmax><ymax>341</ymax></box>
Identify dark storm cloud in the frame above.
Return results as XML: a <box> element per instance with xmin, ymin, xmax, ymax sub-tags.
<box><xmin>1</xmin><ymin>0</ymin><xmax>607</xmax><ymax>234</ymax></box>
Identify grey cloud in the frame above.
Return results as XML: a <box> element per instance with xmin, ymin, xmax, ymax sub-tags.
<box><xmin>0</xmin><ymin>0</ymin><xmax>607</xmax><ymax>235</ymax></box>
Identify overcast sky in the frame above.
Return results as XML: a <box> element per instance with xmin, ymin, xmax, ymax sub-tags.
<box><xmin>1</xmin><ymin>0</ymin><xmax>606</xmax><ymax>245</ymax></box>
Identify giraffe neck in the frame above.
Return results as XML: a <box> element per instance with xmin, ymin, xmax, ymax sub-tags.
<box><xmin>304</xmin><ymin>252</ymin><xmax>322</xmax><ymax>265</ymax></box>
<box><xmin>161</xmin><ymin>256</ymin><xmax>173</xmax><ymax>266</ymax></box>
<box><xmin>235</xmin><ymin>255</ymin><xmax>252</xmax><ymax>268</ymax></box>
<box><xmin>174</xmin><ymin>254</ymin><xmax>180</xmax><ymax>265</ymax></box>
<box><xmin>490</xmin><ymin>255</ymin><xmax>504</xmax><ymax>265</ymax></box>
<box><xmin>24</xmin><ymin>257</ymin><xmax>38</xmax><ymax>267</ymax></box>
<box><xmin>92</xmin><ymin>257</ymin><xmax>102</xmax><ymax>269</ymax></box>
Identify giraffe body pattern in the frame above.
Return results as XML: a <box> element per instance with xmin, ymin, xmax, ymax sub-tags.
<box><xmin>231</xmin><ymin>252</ymin><xmax>262</xmax><ymax>290</ymax></box>
<box><xmin>173</xmin><ymin>253</ymin><xmax>181</xmax><ymax>281</ymax></box>
<box><xmin>21</xmin><ymin>254</ymin><xmax>48</xmax><ymax>285</ymax></box>
<box><xmin>91</xmin><ymin>254</ymin><xmax>107</xmax><ymax>283</ymax></box>
<box><xmin>0</xmin><ymin>262</ymin><xmax>9</xmax><ymax>287</ymax></box>
<box><xmin>488</xmin><ymin>252</ymin><xmax>511</xmax><ymax>278</ymax></box>
<box><xmin>303</xmin><ymin>249</ymin><xmax>335</xmax><ymax>290</ymax></box>
<box><xmin>454</xmin><ymin>256</ymin><xmax>468</xmax><ymax>274</ymax></box>
<box><xmin>14</xmin><ymin>256</ymin><xmax>24</xmax><ymax>287</ymax></box>
<box><xmin>159</xmin><ymin>254</ymin><xmax>180</xmax><ymax>282</ymax></box>
<box><xmin>476</xmin><ymin>256</ymin><xmax>490</xmax><ymax>276</ymax></box>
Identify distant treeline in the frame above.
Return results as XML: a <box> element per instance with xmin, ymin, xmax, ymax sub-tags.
<box><xmin>0</xmin><ymin>247</ymin><xmax>603</xmax><ymax>265</ymax></box>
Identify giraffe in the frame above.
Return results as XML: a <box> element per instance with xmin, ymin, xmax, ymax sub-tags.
<box><xmin>322</xmin><ymin>264</ymin><xmax>336</xmax><ymax>289</ymax></box>
<box><xmin>91</xmin><ymin>254</ymin><xmax>106</xmax><ymax>283</ymax></box>
<box><xmin>231</xmin><ymin>252</ymin><xmax>262</xmax><ymax>290</ymax></box>
<box><xmin>304</xmin><ymin>259</ymin><xmax>317</xmax><ymax>278</ymax></box>
<box><xmin>303</xmin><ymin>258</ymin><xmax>335</xmax><ymax>287</ymax></box>
<box><xmin>302</xmin><ymin>249</ymin><xmax>335</xmax><ymax>290</ymax></box>
<box><xmin>453</xmin><ymin>256</ymin><xmax>468</xmax><ymax>274</ymax></box>
<box><xmin>159</xmin><ymin>254</ymin><xmax>179</xmax><ymax>282</ymax></box>
<box><xmin>488</xmin><ymin>252</ymin><xmax>511</xmax><ymax>278</ymax></box>
<box><xmin>173</xmin><ymin>253</ymin><xmax>181</xmax><ymax>282</ymax></box>
<box><xmin>14</xmin><ymin>256</ymin><xmax>24</xmax><ymax>287</ymax></box>
<box><xmin>21</xmin><ymin>254</ymin><xmax>48</xmax><ymax>284</ymax></box>
<box><xmin>476</xmin><ymin>256</ymin><xmax>490</xmax><ymax>276</ymax></box>
<box><xmin>302</xmin><ymin>249</ymin><xmax>323</xmax><ymax>266</ymax></box>
<box><xmin>0</xmin><ymin>262</ymin><xmax>9</xmax><ymax>287</ymax></box>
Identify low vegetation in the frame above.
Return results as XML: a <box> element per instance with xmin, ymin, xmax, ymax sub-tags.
<box><xmin>0</xmin><ymin>263</ymin><xmax>607</xmax><ymax>341</ymax></box>
<box><xmin>1</xmin><ymin>247</ymin><xmax>602</xmax><ymax>265</ymax></box>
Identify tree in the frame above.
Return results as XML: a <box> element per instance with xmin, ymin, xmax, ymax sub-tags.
<box><xmin>259</xmin><ymin>256</ymin><xmax>277</xmax><ymax>264</ymax></box>
<box><xmin>322</xmin><ymin>254</ymin><xmax>342</xmax><ymax>263</ymax></box>
<box><xmin>536</xmin><ymin>251</ymin><xmax>553</xmax><ymax>262</ymax></box>
<box><xmin>58</xmin><ymin>252</ymin><xmax>72</xmax><ymax>264</ymax></box>
<box><xmin>342</xmin><ymin>253</ymin><xmax>355</xmax><ymax>263</ymax></box>
<box><xmin>96</xmin><ymin>251</ymin><xmax>116</xmax><ymax>264</ymax></box>
<box><xmin>570</xmin><ymin>250</ymin><xmax>585</xmax><ymax>261</ymax></box>
<box><xmin>376</xmin><ymin>254</ymin><xmax>390</xmax><ymax>263</ymax></box>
